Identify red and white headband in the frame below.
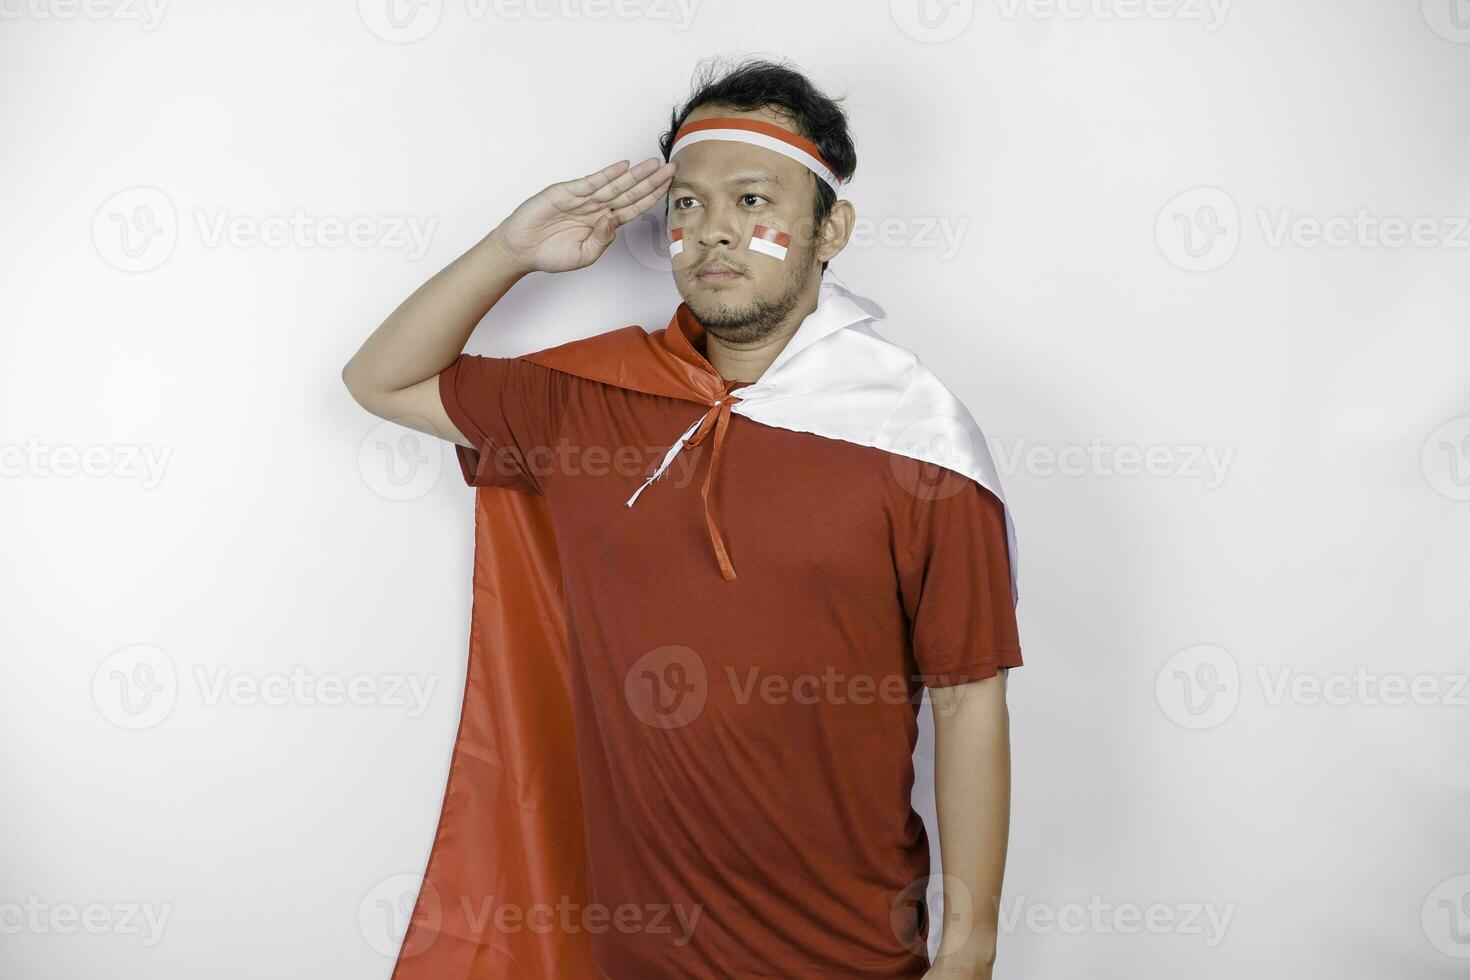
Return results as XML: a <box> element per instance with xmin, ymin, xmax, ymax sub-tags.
<box><xmin>668</xmin><ymin>117</ymin><xmax>844</xmax><ymax>195</ymax></box>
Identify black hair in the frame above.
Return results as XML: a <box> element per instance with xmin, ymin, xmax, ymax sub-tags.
<box><xmin>659</xmin><ymin>56</ymin><xmax>855</xmax><ymax>273</ymax></box>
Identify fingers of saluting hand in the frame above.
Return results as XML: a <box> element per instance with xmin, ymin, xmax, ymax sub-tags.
<box><xmin>581</xmin><ymin>169</ymin><xmax>673</xmax><ymax>260</ymax></box>
<box><xmin>601</xmin><ymin>162</ymin><xmax>676</xmax><ymax>226</ymax></box>
<box><xmin>561</xmin><ymin>159</ymin><xmax>634</xmax><ymax>199</ymax></box>
<box><xmin>588</xmin><ymin>157</ymin><xmax>673</xmax><ymax>206</ymax></box>
<box><xmin>563</xmin><ymin>155</ymin><xmax>668</xmax><ymax>204</ymax></box>
<box><xmin>599</xmin><ymin>170</ymin><xmax>679</xmax><ymax>233</ymax></box>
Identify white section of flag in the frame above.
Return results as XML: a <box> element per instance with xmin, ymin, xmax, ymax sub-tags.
<box><xmin>748</xmin><ymin>226</ymin><xmax>790</xmax><ymax>261</ymax></box>
<box><xmin>748</xmin><ymin>236</ymin><xmax>787</xmax><ymax>260</ymax></box>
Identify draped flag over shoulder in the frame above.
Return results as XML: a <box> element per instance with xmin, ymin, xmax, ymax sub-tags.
<box><xmin>390</xmin><ymin>271</ymin><xmax>1019</xmax><ymax>979</ymax></box>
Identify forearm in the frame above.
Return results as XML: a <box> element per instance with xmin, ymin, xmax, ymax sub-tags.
<box><xmin>928</xmin><ymin>673</ymin><xmax>1011</xmax><ymax>974</ymax></box>
<box><xmin>339</xmin><ymin>158</ymin><xmax>671</xmax><ymax>440</ymax></box>
<box><xmin>342</xmin><ymin>228</ymin><xmax>528</xmax><ymax>398</ymax></box>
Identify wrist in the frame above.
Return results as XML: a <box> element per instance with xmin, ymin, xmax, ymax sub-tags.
<box><xmin>931</xmin><ymin>939</ymin><xmax>996</xmax><ymax>971</ymax></box>
<box><xmin>478</xmin><ymin>227</ymin><xmax>532</xmax><ymax>277</ymax></box>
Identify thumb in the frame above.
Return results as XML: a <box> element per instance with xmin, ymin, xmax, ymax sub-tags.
<box><xmin>584</xmin><ymin>210</ymin><xmax>617</xmax><ymax>260</ymax></box>
<box><xmin>597</xmin><ymin>209</ymin><xmax>620</xmax><ymax>246</ymax></box>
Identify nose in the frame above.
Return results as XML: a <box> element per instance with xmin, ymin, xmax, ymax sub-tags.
<box><xmin>695</xmin><ymin>199</ymin><xmax>740</xmax><ymax>251</ymax></box>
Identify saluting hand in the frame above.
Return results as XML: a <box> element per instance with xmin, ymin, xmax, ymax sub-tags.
<box><xmin>492</xmin><ymin>156</ymin><xmax>677</xmax><ymax>274</ymax></box>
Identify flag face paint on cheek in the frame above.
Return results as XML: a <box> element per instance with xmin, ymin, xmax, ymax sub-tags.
<box><xmin>748</xmin><ymin>224</ymin><xmax>791</xmax><ymax>262</ymax></box>
<box><xmin>668</xmin><ymin>227</ymin><xmax>684</xmax><ymax>258</ymax></box>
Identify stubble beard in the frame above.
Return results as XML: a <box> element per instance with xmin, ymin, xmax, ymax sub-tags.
<box><xmin>692</xmin><ymin>244</ymin><xmax>817</xmax><ymax>346</ymax></box>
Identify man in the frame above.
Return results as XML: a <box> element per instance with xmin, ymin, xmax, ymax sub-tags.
<box><xmin>343</xmin><ymin>59</ymin><xmax>1021</xmax><ymax>979</ymax></box>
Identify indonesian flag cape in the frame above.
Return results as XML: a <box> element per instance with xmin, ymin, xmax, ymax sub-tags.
<box><xmin>390</xmin><ymin>271</ymin><xmax>1019</xmax><ymax>979</ymax></box>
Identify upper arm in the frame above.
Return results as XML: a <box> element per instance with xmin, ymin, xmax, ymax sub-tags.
<box><xmin>898</xmin><ymin>469</ymin><xmax>1023</xmax><ymax>687</ymax></box>
<box><xmin>433</xmin><ymin>353</ymin><xmax>568</xmax><ymax>494</ymax></box>
<box><xmin>349</xmin><ymin>373</ymin><xmax>472</xmax><ymax>448</ymax></box>
<box><xmin>345</xmin><ymin>354</ymin><xmax>568</xmax><ymax>494</ymax></box>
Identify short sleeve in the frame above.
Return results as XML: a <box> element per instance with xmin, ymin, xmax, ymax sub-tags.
<box><xmin>898</xmin><ymin>469</ymin><xmax>1022</xmax><ymax>687</ymax></box>
<box><xmin>437</xmin><ymin>353</ymin><xmax>568</xmax><ymax>495</ymax></box>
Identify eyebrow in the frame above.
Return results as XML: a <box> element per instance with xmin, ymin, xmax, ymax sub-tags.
<box><xmin>670</xmin><ymin>172</ymin><xmax>786</xmax><ymax>192</ymax></box>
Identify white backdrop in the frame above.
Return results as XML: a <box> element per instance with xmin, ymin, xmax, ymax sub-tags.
<box><xmin>3</xmin><ymin>1</ymin><xmax>1468</xmax><ymax>977</ymax></box>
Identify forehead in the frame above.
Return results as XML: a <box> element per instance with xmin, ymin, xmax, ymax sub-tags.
<box><xmin>670</xmin><ymin>106</ymin><xmax>813</xmax><ymax>192</ymax></box>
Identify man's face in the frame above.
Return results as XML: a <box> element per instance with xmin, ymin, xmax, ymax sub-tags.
<box><xmin>666</xmin><ymin>106</ymin><xmax>823</xmax><ymax>345</ymax></box>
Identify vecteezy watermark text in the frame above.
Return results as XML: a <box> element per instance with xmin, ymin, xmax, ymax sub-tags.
<box><xmin>0</xmin><ymin>897</ymin><xmax>172</xmax><ymax>947</ymax></box>
<box><xmin>0</xmin><ymin>439</ymin><xmax>172</xmax><ymax>488</ymax></box>
<box><xmin>998</xmin><ymin>895</ymin><xmax>1234</xmax><ymax>946</ymax></box>
<box><xmin>991</xmin><ymin>437</ymin><xmax>1235</xmax><ymax>488</ymax></box>
<box><xmin>93</xmin><ymin>187</ymin><xmax>437</xmax><ymax>272</ymax></box>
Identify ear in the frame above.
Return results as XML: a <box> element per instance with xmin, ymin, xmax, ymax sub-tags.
<box><xmin>814</xmin><ymin>199</ymin><xmax>856</xmax><ymax>265</ymax></box>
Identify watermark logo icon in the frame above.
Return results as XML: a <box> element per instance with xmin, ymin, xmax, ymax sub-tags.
<box><xmin>1156</xmin><ymin>187</ymin><xmax>1240</xmax><ymax>272</ymax></box>
<box><xmin>890</xmin><ymin>415</ymin><xmax>979</xmax><ymax>502</ymax></box>
<box><xmin>359</xmin><ymin>417</ymin><xmax>446</xmax><ymax>501</ymax></box>
<box><xmin>92</xmin><ymin>644</ymin><xmax>178</xmax><ymax>730</ymax></box>
<box><xmin>360</xmin><ymin>874</ymin><xmax>439</xmax><ymax>957</ymax></box>
<box><xmin>93</xmin><ymin>187</ymin><xmax>177</xmax><ymax>272</ymax></box>
<box><xmin>359</xmin><ymin>0</ymin><xmax>442</xmax><ymax>42</ymax></box>
<box><xmin>1423</xmin><ymin>0</ymin><xmax>1470</xmax><ymax>42</ymax></box>
<box><xmin>624</xmin><ymin>645</ymin><xmax>707</xmax><ymax>729</ymax></box>
<box><xmin>1422</xmin><ymin>416</ymin><xmax>1470</xmax><ymax>501</ymax></box>
<box><xmin>1155</xmin><ymin>644</ymin><xmax>1238</xmax><ymax>729</ymax></box>
<box><xmin>626</xmin><ymin>212</ymin><xmax>675</xmax><ymax>275</ymax></box>
<box><xmin>1423</xmin><ymin>874</ymin><xmax>1470</xmax><ymax>958</ymax></box>
<box><xmin>890</xmin><ymin>0</ymin><xmax>975</xmax><ymax>42</ymax></box>
<box><xmin>891</xmin><ymin>874</ymin><xmax>975</xmax><ymax>959</ymax></box>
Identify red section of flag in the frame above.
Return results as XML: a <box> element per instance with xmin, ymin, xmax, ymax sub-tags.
<box><xmin>753</xmin><ymin>225</ymin><xmax>791</xmax><ymax>246</ymax></box>
<box><xmin>668</xmin><ymin>228</ymin><xmax>683</xmax><ymax>243</ymax></box>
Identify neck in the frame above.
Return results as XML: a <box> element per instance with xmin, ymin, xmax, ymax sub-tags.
<box><xmin>702</xmin><ymin>315</ymin><xmax>804</xmax><ymax>382</ymax></box>
<box><xmin>698</xmin><ymin>274</ymin><xmax>822</xmax><ymax>382</ymax></box>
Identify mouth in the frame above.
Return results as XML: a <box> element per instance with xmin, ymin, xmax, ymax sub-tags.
<box><xmin>694</xmin><ymin>265</ymin><xmax>746</xmax><ymax>284</ymax></box>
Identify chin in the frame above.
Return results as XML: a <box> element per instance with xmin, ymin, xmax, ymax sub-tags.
<box><xmin>687</xmin><ymin>295</ymin><xmax>746</xmax><ymax>326</ymax></box>
<box><xmin>687</xmin><ymin>280</ymin><xmax>744</xmax><ymax>306</ymax></box>
<box><xmin>687</xmin><ymin>295</ymin><xmax>733</xmax><ymax>319</ymax></box>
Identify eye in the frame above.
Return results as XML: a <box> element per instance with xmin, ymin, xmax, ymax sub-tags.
<box><xmin>673</xmin><ymin>196</ymin><xmax>700</xmax><ymax>210</ymax></box>
<box><xmin>741</xmin><ymin>194</ymin><xmax>768</xmax><ymax>207</ymax></box>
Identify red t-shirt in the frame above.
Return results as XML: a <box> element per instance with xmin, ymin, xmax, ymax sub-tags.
<box><xmin>438</xmin><ymin>339</ymin><xmax>1021</xmax><ymax>978</ymax></box>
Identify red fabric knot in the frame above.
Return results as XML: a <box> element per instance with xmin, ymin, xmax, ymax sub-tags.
<box><xmin>682</xmin><ymin>390</ymin><xmax>742</xmax><ymax>581</ymax></box>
